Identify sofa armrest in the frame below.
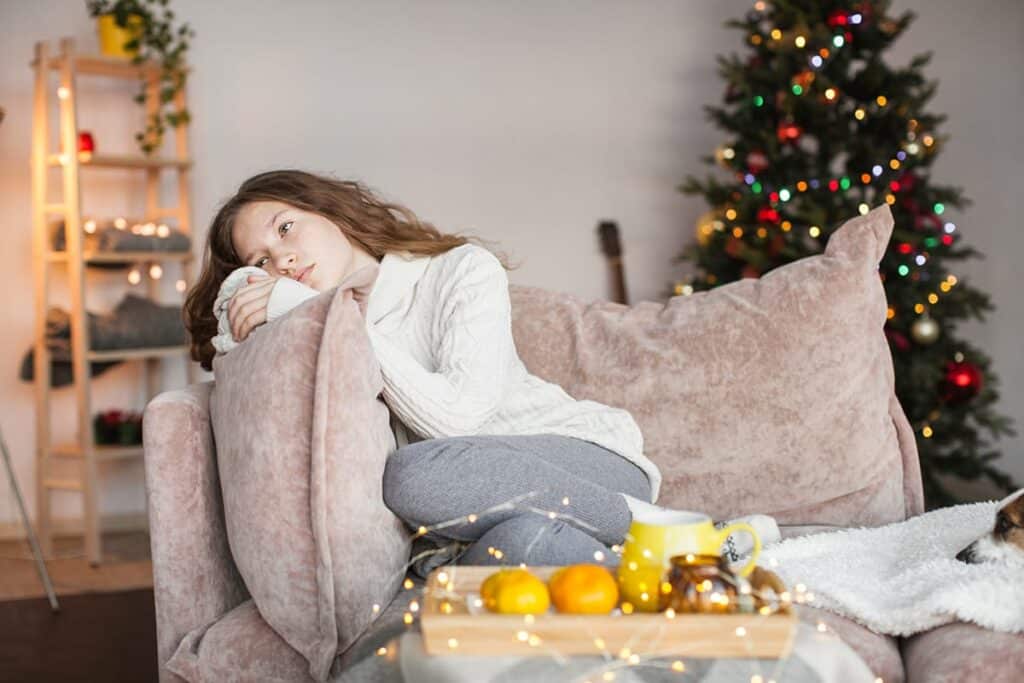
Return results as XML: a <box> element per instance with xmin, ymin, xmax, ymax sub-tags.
<box><xmin>144</xmin><ymin>382</ymin><xmax>249</xmax><ymax>682</ymax></box>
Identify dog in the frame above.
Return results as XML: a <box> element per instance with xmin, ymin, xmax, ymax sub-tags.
<box><xmin>955</xmin><ymin>488</ymin><xmax>1024</xmax><ymax>565</ymax></box>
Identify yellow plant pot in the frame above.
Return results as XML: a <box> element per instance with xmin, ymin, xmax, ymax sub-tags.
<box><xmin>97</xmin><ymin>14</ymin><xmax>143</xmax><ymax>59</ymax></box>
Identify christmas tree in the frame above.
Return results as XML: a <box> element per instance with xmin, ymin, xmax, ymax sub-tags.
<box><xmin>675</xmin><ymin>0</ymin><xmax>1017</xmax><ymax>508</ymax></box>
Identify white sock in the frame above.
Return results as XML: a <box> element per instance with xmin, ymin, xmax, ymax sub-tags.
<box><xmin>715</xmin><ymin>514</ymin><xmax>781</xmax><ymax>562</ymax></box>
<box><xmin>620</xmin><ymin>493</ymin><xmax>675</xmax><ymax>523</ymax></box>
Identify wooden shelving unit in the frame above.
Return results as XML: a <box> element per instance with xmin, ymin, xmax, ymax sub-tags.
<box><xmin>29</xmin><ymin>38</ymin><xmax>198</xmax><ymax>565</ymax></box>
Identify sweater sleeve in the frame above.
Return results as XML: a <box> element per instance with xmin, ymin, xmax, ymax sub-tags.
<box><xmin>368</xmin><ymin>248</ymin><xmax>512</xmax><ymax>437</ymax></box>
<box><xmin>266</xmin><ymin>277</ymin><xmax>321</xmax><ymax>321</ymax></box>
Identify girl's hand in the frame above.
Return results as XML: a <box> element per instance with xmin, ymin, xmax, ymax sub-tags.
<box><xmin>228</xmin><ymin>274</ymin><xmax>279</xmax><ymax>342</ymax></box>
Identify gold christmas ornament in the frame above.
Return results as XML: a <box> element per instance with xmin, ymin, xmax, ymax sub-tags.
<box><xmin>911</xmin><ymin>314</ymin><xmax>940</xmax><ymax>345</ymax></box>
<box><xmin>696</xmin><ymin>209</ymin><xmax>726</xmax><ymax>247</ymax></box>
<box><xmin>714</xmin><ymin>145</ymin><xmax>736</xmax><ymax>169</ymax></box>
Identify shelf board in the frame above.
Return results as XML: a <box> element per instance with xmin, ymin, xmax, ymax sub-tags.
<box><xmin>87</xmin><ymin>345</ymin><xmax>189</xmax><ymax>362</ymax></box>
<box><xmin>33</xmin><ymin>53</ymin><xmax>191</xmax><ymax>80</ymax></box>
<box><xmin>47</xmin><ymin>250</ymin><xmax>193</xmax><ymax>264</ymax></box>
<box><xmin>51</xmin><ymin>443</ymin><xmax>143</xmax><ymax>462</ymax></box>
<box><xmin>43</xmin><ymin>478</ymin><xmax>83</xmax><ymax>492</ymax></box>
<box><xmin>47</xmin><ymin>153</ymin><xmax>192</xmax><ymax>169</ymax></box>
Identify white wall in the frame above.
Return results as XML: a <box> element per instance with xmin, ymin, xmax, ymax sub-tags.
<box><xmin>1</xmin><ymin>0</ymin><xmax>1021</xmax><ymax>532</ymax></box>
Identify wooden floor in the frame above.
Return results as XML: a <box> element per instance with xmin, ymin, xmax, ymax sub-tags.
<box><xmin>0</xmin><ymin>531</ymin><xmax>157</xmax><ymax>682</ymax></box>
<box><xmin>0</xmin><ymin>588</ymin><xmax>157</xmax><ymax>682</ymax></box>
<box><xmin>0</xmin><ymin>530</ymin><xmax>152</xmax><ymax>601</ymax></box>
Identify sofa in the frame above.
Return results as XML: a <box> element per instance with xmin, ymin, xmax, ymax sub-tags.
<box><xmin>144</xmin><ymin>257</ymin><xmax>1024</xmax><ymax>681</ymax></box>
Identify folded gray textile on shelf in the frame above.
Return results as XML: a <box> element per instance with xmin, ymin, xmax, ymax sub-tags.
<box><xmin>96</xmin><ymin>227</ymin><xmax>191</xmax><ymax>252</ymax></box>
<box><xmin>19</xmin><ymin>294</ymin><xmax>186</xmax><ymax>388</ymax></box>
<box><xmin>52</xmin><ymin>220</ymin><xmax>191</xmax><ymax>254</ymax></box>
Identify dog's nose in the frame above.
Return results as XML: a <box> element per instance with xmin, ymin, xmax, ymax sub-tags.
<box><xmin>955</xmin><ymin>545</ymin><xmax>974</xmax><ymax>563</ymax></box>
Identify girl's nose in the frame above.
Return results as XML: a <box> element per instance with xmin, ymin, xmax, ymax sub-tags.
<box><xmin>274</xmin><ymin>252</ymin><xmax>296</xmax><ymax>272</ymax></box>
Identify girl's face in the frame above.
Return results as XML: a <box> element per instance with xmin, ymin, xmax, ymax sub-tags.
<box><xmin>231</xmin><ymin>200</ymin><xmax>373</xmax><ymax>291</ymax></box>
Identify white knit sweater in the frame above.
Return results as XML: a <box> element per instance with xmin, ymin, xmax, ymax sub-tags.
<box><xmin>219</xmin><ymin>243</ymin><xmax>662</xmax><ymax>503</ymax></box>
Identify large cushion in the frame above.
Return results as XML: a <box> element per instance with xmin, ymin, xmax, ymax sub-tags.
<box><xmin>165</xmin><ymin>575</ymin><xmax>418</xmax><ymax>683</ymax></box>
<box><xmin>510</xmin><ymin>204</ymin><xmax>920</xmax><ymax>526</ymax></box>
<box><xmin>209</xmin><ymin>283</ymin><xmax>411</xmax><ymax>681</ymax></box>
<box><xmin>901</xmin><ymin>622</ymin><xmax>1024</xmax><ymax>683</ymax></box>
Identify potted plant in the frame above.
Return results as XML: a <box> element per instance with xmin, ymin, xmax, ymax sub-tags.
<box><xmin>85</xmin><ymin>0</ymin><xmax>195</xmax><ymax>156</ymax></box>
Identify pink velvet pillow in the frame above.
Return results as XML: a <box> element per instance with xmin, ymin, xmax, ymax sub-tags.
<box><xmin>210</xmin><ymin>284</ymin><xmax>411</xmax><ymax>681</ymax></box>
<box><xmin>510</xmin><ymin>204</ymin><xmax>921</xmax><ymax>526</ymax></box>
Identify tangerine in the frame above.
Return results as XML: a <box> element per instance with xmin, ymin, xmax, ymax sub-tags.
<box><xmin>480</xmin><ymin>568</ymin><xmax>550</xmax><ymax>615</ymax></box>
<box><xmin>548</xmin><ymin>563</ymin><xmax>620</xmax><ymax>614</ymax></box>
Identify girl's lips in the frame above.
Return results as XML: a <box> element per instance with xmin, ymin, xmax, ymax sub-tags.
<box><xmin>297</xmin><ymin>264</ymin><xmax>314</xmax><ymax>283</ymax></box>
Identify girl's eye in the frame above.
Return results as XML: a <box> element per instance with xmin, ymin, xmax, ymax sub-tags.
<box><xmin>253</xmin><ymin>221</ymin><xmax>293</xmax><ymax>267</ymax></box>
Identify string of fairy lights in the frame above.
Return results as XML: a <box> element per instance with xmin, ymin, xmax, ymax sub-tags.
<box><xmin>377</xmin><ymin>7</ymin><xmax>954</xmax><ymax>675</ymax></box>
<box><xmin>677</xmin><ymin>0</ymin><xmax>974</xmax><ymax>446</ymax></box>
<box><xmin>80</xmin><ymin>216</ymin><xmax>190</xmax><ymax>291</ymax></box>
<box><xmin>366</xmin><ymin>489</ymin><xmax>869</xmax><ymax>683</ymax></box>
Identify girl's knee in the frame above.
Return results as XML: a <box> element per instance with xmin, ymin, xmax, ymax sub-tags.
<box><xmin>382</xmin><ymin>444</ymin><xmax>427</xmax><ymax>517</ymax></box>
<box><xmin>382</xmin><ymin>438</ymin><xmax>474</xmax><ymax>522</ymax></box>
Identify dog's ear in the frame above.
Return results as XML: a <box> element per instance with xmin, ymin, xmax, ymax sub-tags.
<box><xmin>1004</xmin><ymin>499</ymin><xmax>1024</xmax><ymax>527</ymax></box>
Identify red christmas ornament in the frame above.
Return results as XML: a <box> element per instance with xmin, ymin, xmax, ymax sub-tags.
<box><xmin>767</xmin><ymin>234</ymin><xmax>786</xmax><ymax>257</ymax></box>
<box><xmin>777</xmin><ymin>121</ymin><xmax>802</xmax><ymax>143</ymax></box>
<box><xmin>897</xmin><ymin>170</ymin><xmax>916</xmax><ymax>191</ymax></box>
<box><xmin>724</xmin><ymin>237</ymin><xmax>745</xmax><ymax>258</ymax></box>
<box><xmin>940</xmin><ymin>360</ymin><xmax>983</xmax><ymax>403</ymax></box>
<box><xmin>741</xmin><ymin>265</ymin><xmax>761</xmax><ymax>279</ymax></box>
<box><xmin>884</xmin><ymin>328</ymin><xmax>911</xmax><ymax>352</ymax></box>
<box><xmin>746</xmin><ymin>150</ymin><xmax>770</xmax><ymax>174</ymax></box>
<box><xmin>757</xmin><ymin>206</ymin><xmax>781</xmax><ymax>224</ymax></box>
<box><xmin>856</xmin><ymin>2</ymin><xmax>875</xmax><ymax>23</ymax></box>
<box><xmin>893</xmin><ymin>171</ymin><xmax>944</xmax><ymax>231</ymax></box>
<box><xmin>78</xmin><ymin>131</ymin><xmax>95</xmax><ymax>153</ymax></box>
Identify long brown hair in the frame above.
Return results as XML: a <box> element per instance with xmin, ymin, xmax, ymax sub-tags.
<box><xmin>184</xmin><ymin>169</ymin><xmax>514</xmax><ymax>372</ymax></box>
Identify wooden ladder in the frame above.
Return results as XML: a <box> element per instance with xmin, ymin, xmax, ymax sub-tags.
<box><xmin>29</xmin><ymin>37</ymin><xmax>198</xmax><ymax>566</ymax></box>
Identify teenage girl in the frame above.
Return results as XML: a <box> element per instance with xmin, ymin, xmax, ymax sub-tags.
<box><xmin>184</xmin><ymin>169</ymin><xmax>669</xmax><ymax>578</ymax></box>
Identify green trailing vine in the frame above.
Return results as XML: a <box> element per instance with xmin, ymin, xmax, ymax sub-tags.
<box><xmin>85</xmin><ymin>0</ymin><xmax>195</xmax><ymax>155</ymax></box>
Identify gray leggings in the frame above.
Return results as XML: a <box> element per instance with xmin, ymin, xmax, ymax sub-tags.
<box><xmin>382</xmin><ymin>434</ymin><xmax>651</xmax><ymax>578</ymax></box>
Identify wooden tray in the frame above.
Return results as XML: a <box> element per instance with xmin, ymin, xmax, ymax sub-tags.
<box><xmin>420</xmin><ymin>566</ymin><xmax>797</xmax><ymax>658</ymax></box>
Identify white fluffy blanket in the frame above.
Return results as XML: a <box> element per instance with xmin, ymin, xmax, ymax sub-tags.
<box><xmin>761</xmin><ymin>501</ymin><xmax>1024</xmax><ymax>636</ymax></box>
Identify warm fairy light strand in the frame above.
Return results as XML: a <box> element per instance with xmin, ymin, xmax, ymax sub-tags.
<box><xmin>373</xmin><ymin>422</ymin><xmax>885</xmax><ymax>679</ymax></box>
<box><xmin>76</xmin><ymin>215</ymin><xmax>186</xmax><ymax>287</ymax></box>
